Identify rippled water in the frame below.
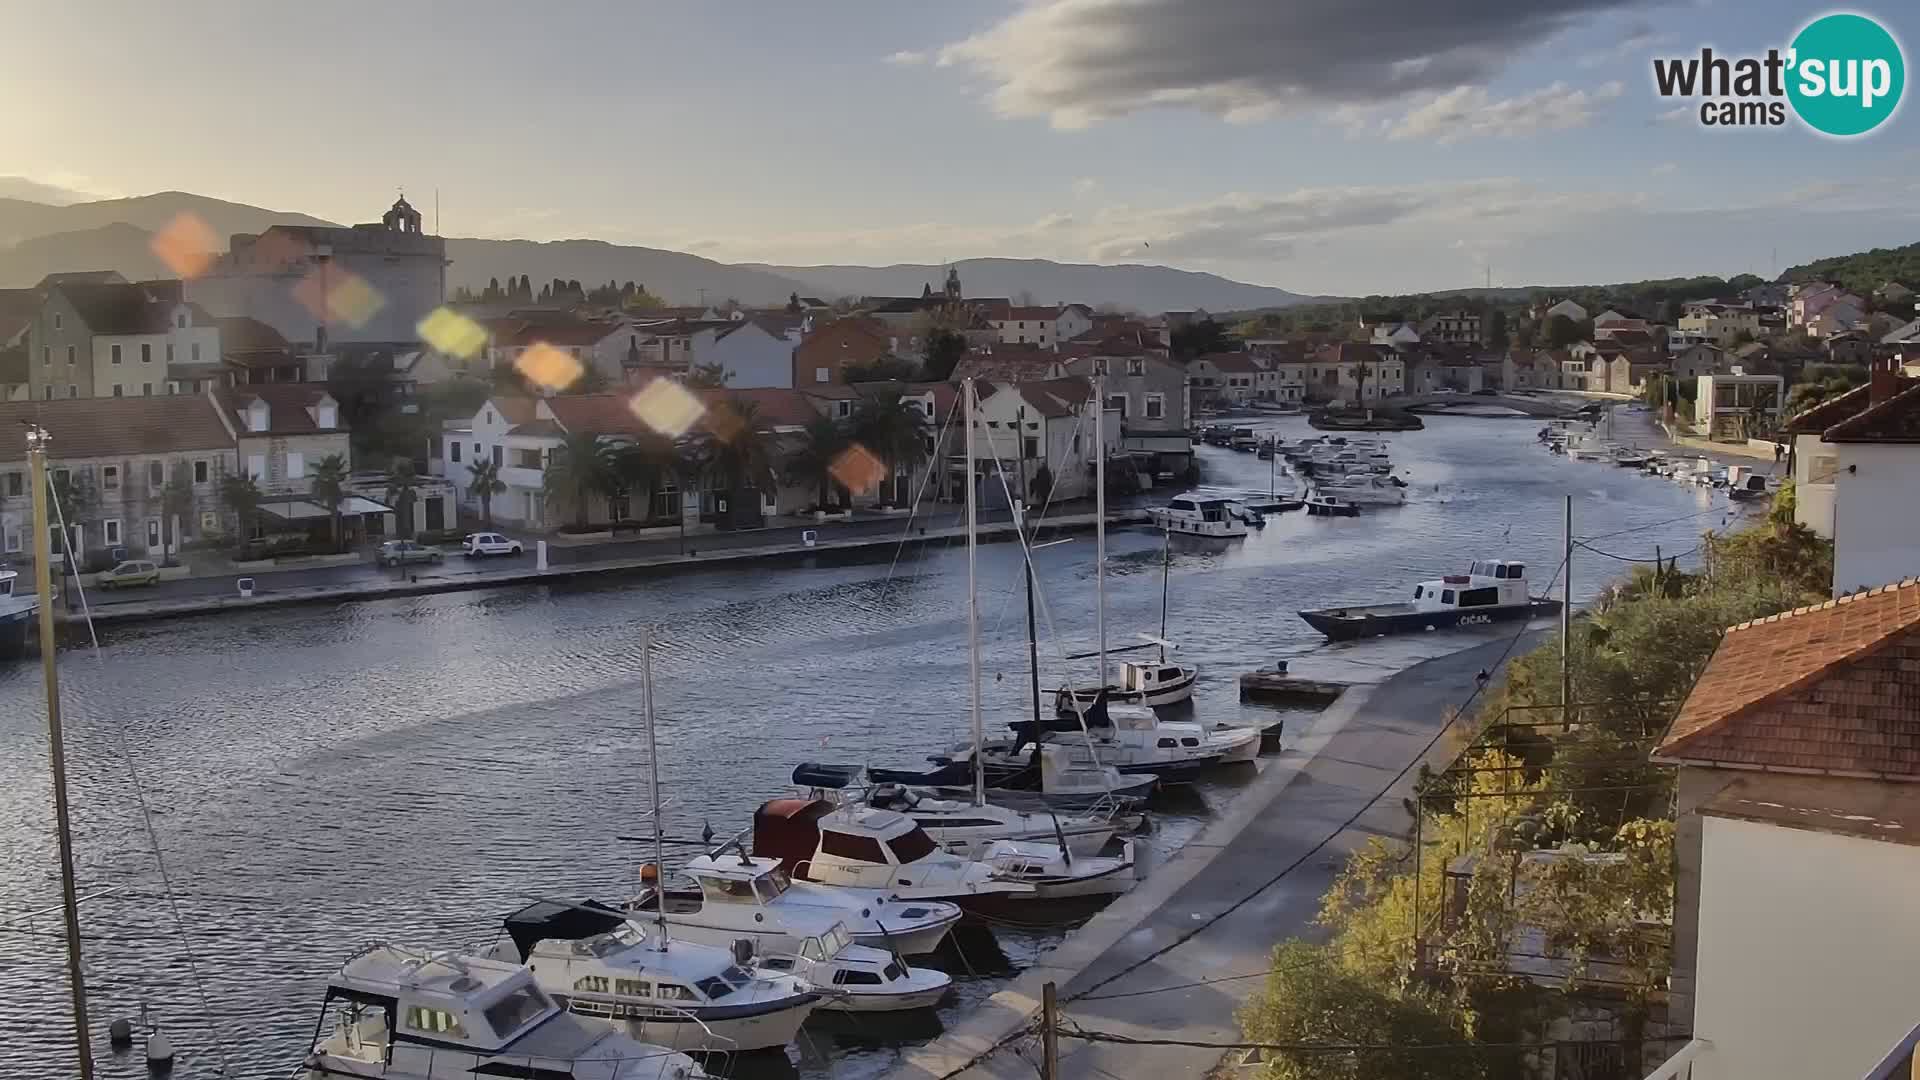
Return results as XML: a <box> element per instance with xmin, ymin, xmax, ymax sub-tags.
<box><xmin>0</xmin><ymin>415</ymin><xmax>1743</xmax><ymax>1079</ymax></box>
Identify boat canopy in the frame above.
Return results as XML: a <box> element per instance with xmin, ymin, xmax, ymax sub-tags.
<box><xmin>500</xmin><ymin>899</ymin><xmax>628</xmax><ymax>962</ymax></box>
<box><xmin>793</xmin><ymin>762</ymin><xmax>863</xmax><ymax>790</ymax></box>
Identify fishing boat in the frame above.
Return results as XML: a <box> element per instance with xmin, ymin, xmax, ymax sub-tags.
<box><xmin>1229</xmin><ymin>426</ymin><xmax>1258</xmax><ymax>451</ymax></box>
<box><xmin>1727</xmin><ymin>474</ymin><xmax>1771</xmax><ymax>501</ymax></box>
<box><xmin>752</xmin><ymin>798</ymin><xmax>1135</xmax><ymax>902</ymax></box>
<box><xmin>1298</xmin><ymin>559</ymin><xmax>1562</xmax><ymax>641</ymax></box>
<box><xmin>1317</xmin><ymin>476</ymin><xmax>1407</xmax><ymax>507</ymax></box>
<box><xmin>627</xmin><ymin>856</ymin><xmax>951</xmax><ymax>1012</ymax></box>
<box><xmin>1054</xmin><ymin>522</ymin><xmax>1199</xmax><ymax>710</ymax></box>
<box><xmin>491</xmin><ymin>904</ymin><xmax>819</xmax><ymax>1054</ymax></box>
<box><xmin>0</xmin><ymin>568</ymin><xmax>38</xmax><ymax>658</ymax></box>
<box><xmin>1304</xmin><ymin>492</ymin><xmax>1360</xmax><ymax>517</ymax></box>
<box><xmin>1146</xmin><ymin>493</ymin><xmax>1250</xmax><ymax>538</ymax></box>
<box><xmin>299</xmin><ymin>944</ymin><xmax>709</xmax><ymax>1080</ymax></box>
<box><xmin>791</xmin><ymin>763</ymin><xmax>1126</xmax><ymax>856</ymax></box>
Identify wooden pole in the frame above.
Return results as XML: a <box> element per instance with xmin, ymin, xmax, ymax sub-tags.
<box><xmin>1561</xmin><ymin>494</ymin><xmax>1573</xmax><ymax>727</ymax></box>
<box><xmin>28</xmin><ymin>426</ymin><xmax>95</xmax><ymax>1080</ymax></box>
<box><xmin>1041</xmin><ymin>981</ymin><xmax>1059</xmax><ymax>1080</ymax></box>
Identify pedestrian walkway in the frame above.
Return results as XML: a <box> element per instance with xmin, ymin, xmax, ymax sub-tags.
<box><xmin>888</xmin><ymin>631</ymin><xmax>1543</xmax><ymax>1080</ymax></box>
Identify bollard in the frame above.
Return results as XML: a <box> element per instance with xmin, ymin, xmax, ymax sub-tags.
<box><xmin>237</xmin><ymin>577</ymin><xmax>255</xmax><ymax>598</ymax></box>
<box><xmin>535</xmin><ymin>539</ymin><xmax>548</xmax><ymax>571</ymax></box>
<box><xmin>802</xmin><ymin>530</ymin><xmax>818</xmax><ymax>548</ymax></box>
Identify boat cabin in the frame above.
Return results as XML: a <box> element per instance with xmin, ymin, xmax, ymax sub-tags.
<box><xmin>1117</xmin><ymin>659</ymin><xmax>1188</xmax><ymax>695</ymax></box>
<box><xmin>1164</xmin><ymin>495</ymin><xmax>1233</xmax><ymax>522</ymax></box>
<box><xmin>752</xmin><ymin>798</ymin><xmax>941</xmax><ymax>876</ymax></box>
<box><xmin>312</xmin><ymin>945</ymin><xmax>568</xmax><ymax>1066</ymax></box>
<box><xmin>1411</xmin><ymin>560</ymin><xmax>1530</xmax><ymax>611</ymax></box>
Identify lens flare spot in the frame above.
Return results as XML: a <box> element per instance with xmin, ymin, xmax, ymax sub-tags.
<box><xmin>831</xmin><ymin>443</ymin><xmax>887</xmax><ymax>495</ymax></box>
<box><xmin>515</xmin><ymin>343</ymin><xmax>585</xmax><ymax>391</ymax></box>
<box><xmin>703</xmin><ymin>399</ymin><xmax>747</xmax><ymax>443</ymax></box>
<box><xmin>628</xmin><ymin>379</ymin><xmax>705</xmax><ymax>437</ymax></box>
<box><xmin>417</xmin><ymin>307</ymin><xmax>488</xmax><ymax>360</ymax></box>
<box><xmin>293</xmin><ymin>267</ymin><xmax>387</xmax><ymax>329</ymax></box>
<box><xmin>149</xmin><ymin>213</ymin><xmax>219</xmax><ymax>279</ymax></box>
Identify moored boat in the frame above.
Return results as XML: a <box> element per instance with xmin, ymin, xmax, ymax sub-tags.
<box><xmin>1299</xmin><ymin>559</ymin><xmax>1562</xmax><ymax>641</ymax></box>
<box><xmin>0</xmin><ymin>569</ymin><xmax>39</xmax><ymax>659</ymax></box>
<box><xmin>1304</xmin><ymin>492</ymin><xmax>1360</xmax><ymax>517</ymax></box>
<box><xmin>1146</xmin><ymin>493</ymin><xmax>1250</xmax><ymax>538</ymax></box>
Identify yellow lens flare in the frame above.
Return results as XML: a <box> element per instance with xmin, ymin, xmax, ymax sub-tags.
<box><xmin>149</xmin><ymin>212</ymin><xmax>219</xmax><ymax>280</ymax></box>
<box><xmin>831</xmin><ymin>443</ymin><xmax>887</xmax><ymax>495</ymax></box>
<box><xmin>417</xmin><ymin>307</ymin><xmax>488</xmax><ymax>360</ymax></box>
<box><xmin>627</xmin><ymin>379</ymin><xmax>706</xmax><ymax>437</ymax></box>
<box><xmin>515</xmin><ymin>343</ymin><xmax>584</xmax><ymax>391</ymax></box>
<box><xmin>293</xmin><ymin>267</ymin><xmax>387</xmax><ymax>329</ymax></box>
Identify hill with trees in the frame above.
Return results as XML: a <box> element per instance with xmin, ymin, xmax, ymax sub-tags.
<box><xmin>1778</xmin><ymin>240</ymin><xmax>1920</xmax><ymax>294</ymax></box>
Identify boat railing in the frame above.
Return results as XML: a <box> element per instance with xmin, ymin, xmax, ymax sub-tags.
<box><xmin>565</xmin><ymin>993</ymin><xmax>737</xmax><ymax>1060</ymax></box>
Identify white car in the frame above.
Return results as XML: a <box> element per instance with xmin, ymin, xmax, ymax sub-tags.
<box><xmin>463</xmin><ymin>532</ymin><xmax>524</xmax><ymax>557</ymax></box>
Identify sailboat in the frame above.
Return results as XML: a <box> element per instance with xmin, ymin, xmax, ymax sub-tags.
<box><xmin>789</xmin><ymin>762</ymin><xmax>1132</xmax><ymax>856</ymax></box>
<box><xmin>1053</xmin><ymin>524</ymin><xmax>1196</xmax><ymax>711</ymax></box>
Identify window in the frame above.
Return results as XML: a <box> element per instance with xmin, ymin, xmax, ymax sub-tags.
<box><xmin>4</xmin><ymin>528</ymin><xmax>18</xmax><ymax>554</ymax></box>
<box><xmin>1144</xmin><ymin>394</ymin><xmax>1164</xmax><ymax>420</ymax></box>
<box><xmin>886</xmin><ymin>828</ymin><xmax>938</xmax><ymax>863</ymax></box>
<box><xmin>42</xmin><ymin>346</ymin><xmax>48</xmax><ymax>366</ymax></box>
<box><xmin>66</xmin><ymin>345</ymin><xmax>75</xmax><ymax>365</ymax></box>
<box><xmin>614</xmin><ymin>977</ymin><xmax>651</xmax><ymax>997</ymax></box>
<box><xmin>1459</xmin><ymin>587</ymin><xmax>1499</xmax><ymax>607</ymax></box>
<box><xmin>1126</xmin><ymin>358</ymin><xmax>1145</xmax><ymax>376</ymax></box>
<box><xmin>1023</xmin><ymin>436</ymin><xmax>1038</xmax><ymax>459</ymax></box>
<box><xmin>819</xmin><ymin>830</ymin><xmax>889</xmax><ymax>863</ymax></box>
<box><xmin>191</xmin><ymin>343</ymin><xmax>201</xmax><ymax>362</ymax></box>
<box><xmin>1104</xmin><ymin>393</ymin><xmax>1128</xmax><ymax>418</ymax></box>
<box><xmin>450</xmin><ymin>442</ymin><xmax>462</xmax><ymax>463</ymax></box>
<box><xmin>193</xmin><ymin>459</ymin><xmax>210</xmax><ymax>484</ymax></box>
<box><xmin>43</xmin><ymin>386</ymin><xmax>52</xmax><ymax>400</ymax></box>
<box><xmin>141</xmin><ymin>343</ymin><xmax>151</xmax><ymax>364</ymax></box>
<box><xmin>67</xmin><ymin>385</ymin><xmax>76</xmax><ymax>398</ymax></box>
<box><xmin>1092</xmin><ymin>358</ymin><xmax>1107</xmax><ymax>375</ymax></box>
<box><xmin>480</xmin><ymin>985</ymin><xmax>550</xmax><ymax>1037</ymax></box>
<box><xmin>53</xmin><ymin>313</ymin><xmax>61</xmax><ymax>330</ymax></box>
<box><xmin>1440</xmin><ymin>589</ymin><xmax>1456</xmax><ymax>604</ymax></box>
<box><xmin>200</xmin><ymin>510</ymin><xmax>219</xmax><ymax>533</ymax></box>
<box><xmin>5</xmin><ymin>472</ymin><xmax>20</xmax><ymax>498</ymax></box>
<box><xmin>142</xmin><ymin>383</ymin><xmax>152</xmax><ymax>396</ymax></box>
<box><xmin>608</xmin><ymin>494</ymin><xmax>630</xmax><ymax>522</ymax></box>
<box><xmin>815</xmin><ymin>366</ymin><xmax>830</xmax><ymax>384</ymax></box>
<box><xmin>102</xmin><ymin>465</ymin><xmax>120</xmax><ymax>492</ymax></box>
<box><xmin>572</xmin><ymin>975</ymin><xmax>611</xmax><ymax>993</ymax></box>
<box><xmin>111</xmin><ymin>344</ymin><xmax>122</xmax><ymax>365</ymax></box>
<box><xmin>835</xmin><ymin>400</ymin><xmax>851</xmax><ymax>419</ymax></box>
<box><xmin>514</xmin><ymin>448</ymin><xmax>542</xmax><ymax>470</ymax></box>
<box><xmin>404</xmin><ymin>1006</ymin><xmax>468</xmax><ymax>1039</ymax></box>
<box><xmin>833</xmin><ymin>970</ymin><xmax>884</xmax><ymax>986</ymax></box>
<box><xmin>166</xmin><ymin>343</ymin><xmax>174</xmax><ymax>364</ymax></box>
<box><xmin>103</xmin><ymin>519</ymin><xmax>122</xmax><ymax>545</ymax></box>
<box><xmin>112</xmin><ymin>384</ymin><xmax>123</xmax><ymax>397</ymax></box>
<box><xmin>286</xmin><ymin>452</ymin><xmax>305</xmax><ymax>480</ymax></box>
<box><xmin>655</xmin><ymin>983</ymin><xmax>693</xmax><ymax>1002</ymax></box>
<box><xmin>1156</xmin><ymin>738</ymin><xmax>1178</xmax><ymax>748</ymax></box>
<box><xmin>176</xmin><ymin>312</ymin><xmax>187</xmax><ymax>329</ymax></box>
<box><xmin>491</xmin><ymin>445</ymin><xmax>503</xmax><ymax>468</ymax></box>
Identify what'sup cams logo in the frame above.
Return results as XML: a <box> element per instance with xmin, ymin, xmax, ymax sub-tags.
<box><xmin>1652</xmin><ymin>12</ymin><xmax>1905</xmax><ymax>135</ymax></box>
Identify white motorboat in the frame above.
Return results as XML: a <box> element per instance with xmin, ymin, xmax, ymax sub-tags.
<box><xmin>1146</xmin><ymin>493</ymin><xmax>1250</xmax><ymax>538</ymax></box>
<box><xmin>753</xmin><ymin>798</ymin><xmax>1134</xmax><ymax>903</ymax></box>
<box><xmin>1305</xmin><ymin>492</ymin><xmax>1360</xmax><ymax>517</ymax></box>
<box><xmin>300</xmin><ymin>944</ymin><xmax>709</xmax><ymax>1080</ymax></box>
<box><xmin>973</xmin><ymin>696</ymin><xmax>1229</xmax><ymax>782</ymax></box>
<box><xmin>1228</xmin><ymin>426</ymin><xmax>1258</xmax><ymax>450</ymax></box>
<box><xmin>489</xmin><ymin>904</ymin><xmax>818</xmax><ymax>1054</ymax></box>
<box><xmin>0</xmin><ymin>569</ymin><xmax>39</xmax><ymax>659</ymax></box>
<box><xmin>1054</xmin><ymin>653</ymin><xmax>1197</xmax><ymax>711</ymax></box>
<box><xmin>1093</xmin><ymin>700</ymin><xmax>1260</xmax><ymax>766</ymax></box>
<box><xmin>1317</xmin><ymin>476</ymin><xmax>1407</xmax><ymax>506</ymax></box>
<box><xmin>872</xmin><ymin>741</ymin><xmax>1158</xmax><ymax>810</ymax></box>
<box><xmin>629</xmin><ymin>855</ymin><xmax>952</xmax><ymax>1012</ymax></box>
<box><xmin>791</xmin><ymin>762</ymin><xmax>1126</xmax><ymax>856</ymax></box>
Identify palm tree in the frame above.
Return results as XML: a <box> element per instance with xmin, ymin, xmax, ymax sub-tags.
<box><xmin>607</xmin><ymin>434</ymin><xmax>678</xmax><ymax>521</ymax></box>
<box><xmin>849</xmin><ymin>389</ymin><xmax>929</xmax><ymax>505</ymax></box>
<box><xmin>311</xmin><ymin>453</ymin><xmax>350</xmax><ymax>550</ymax></box>
<box><xmin>784</xmin><ymin>414</ymin><xmax>850</xmax><ymax>509</ymax></box>
<box><xmin>219</xmin><ymin>471</ymin><xmax>261</xmax><ymax>542</ymax></box>
<box><xmin>384</xmin><ymin>457</ymin><xmax>422</xmax><ymax>538</ymax></box>
<box><xmin>466</xmin><ymin>458</ymin><xmax>506</xmax><ymax>526</ymax></box>
<box><xmin>702</xmin><ymin>397</ymin><xmax>776</xmax><ymax>524</ymax></box>
<box><xmin>543</xmin><ymin>430</ymin><xmax>615</xmax><ymax>531</ymax></box>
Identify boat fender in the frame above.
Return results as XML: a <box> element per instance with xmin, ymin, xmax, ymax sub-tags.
<box><xmin>861</xmin><ymin>908</ymin><xmax>872</xmax><ymax>917</ymax></box>
<box><xmin>754</xmin><ymin>913</ymin><xmax>764</xmax><ymax>922</ymax></box>
<box><xmin>147</xmin><ymin>1031</ymin><xmax>175</xmax><ymax>1074</ymax></box>
<box><xmin>109</xmin><ymin>1018</ymin><xmax>134</xmax><ymax>1048</ymax></box>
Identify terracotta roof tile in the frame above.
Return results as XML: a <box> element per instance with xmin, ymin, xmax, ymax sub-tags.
<box><xmin>0</xmin><ymin>393</ymin><xmax>234</xmax><ymax>463</ymax></box>
<box><xmin>1823</xmin><ymin>381</ymin><xmax>1920</xmax><ymax>443</ymax></box>
<box><xmin>1655</xmin><ymin>579</ymin><xmax>1920</xmax><ymax>776</ymax></box>
<box><xmin>213</xmin><ymin>383</ymin><xmax>343</xmax><ymax>435</ymax></box>
<box><xmin>1781</xmin><ymin>382</ymin><xmax>1873</xmax><ymax>435</ymax></box>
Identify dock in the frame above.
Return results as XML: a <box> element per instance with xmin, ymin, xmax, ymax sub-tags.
<box><xmin>1238</xmin><ymin>667</ymin><xmax>1352</xmax><ymax>705</ymax></box>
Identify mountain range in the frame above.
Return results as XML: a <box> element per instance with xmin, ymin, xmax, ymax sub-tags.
<box><xmin>0</xmin><ymin>189</ymin><xmax>1318</xmax><ymax>312</ymax></box>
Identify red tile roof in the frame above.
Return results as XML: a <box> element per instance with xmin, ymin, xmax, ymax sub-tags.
<box><xmin>492</xmin><ymin>397</ymin><xmax>539</xmax><ymax>426</ymax></box>
<box><xmin>542</xmin><ymin>386</ymin><xmax>823</xmax><ymax>438</ymax></box>
<box><xmin>1823</xmin><ymin>381</ymin><xmax>1920</xmax><ymax>443</ymax></box>
<box><xmin>1655</xmin><ymin>579</ymin><xmax>1920</xmax><ymax>776</ymax></box>
<box><xmin>951</xmin><ymin>350</ymin><xmax>1060</xmax><ymax>383</ymax></box>
<box><xmin>1199</xmin><ymin>352</ymin><xmax>1263</xmax><ymax>374</ymax></box>
<box><xmin>981</xmin><ymin>376</ymin><xmax>1091</xmax><ymax>419</ymax></box>
<box><xmin>0</xmin><ymin>393</ymin><xmax>234</xmax><ymax>463</ymax></box>
<box><xmin>214</xmin><ymin>383</ymin><xmax>343</xmax><ymax>435</ymax></box>
<box><xmin>217</xmin><ymin>316</ymin><xmax>289</xmax><ymax>353</ymax></box>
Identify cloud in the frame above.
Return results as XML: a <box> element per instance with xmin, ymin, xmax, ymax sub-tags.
<box><xmin>884</xmin><ymin>49</ymin><xmax>929</xmax><ymax>66</ymax></box>
<box><xmin>1385</xmin><ymin>81</ymin><xmax>1624</xmax><ymax>143</ymax></box>
<box><xmin>1656</xmin><ymin>105</ymin><xmax>1693</xmax><ymax>124</ymax></box>
<box><xmin>933</xmin><ymin>0</ymin><xmax>1649</xmax><ymax>128</ymax></box>
<box><xmin>1072</xmin><ymin>177</ymin><xmax>1100</xmax><ymax>197</ymax></box>
<box><xmin>1577</xmin><ymin>21</ymin><xmax>1661</xmax><ymax>67</ymax></box>
<box><xmin>1651</xmin><ymin>161</ymin><xmax>1679</xmax><ymax>175</ymax></box>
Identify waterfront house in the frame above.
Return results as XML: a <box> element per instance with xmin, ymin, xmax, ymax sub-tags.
<box><xmin>1189</xmin><ymin>353</ymin><xmax>1262</xmax><ymax>407</ymax></box>
<box><xmin>26</xmin><ymin>278</ymin><xmax>222</xmax><ymax>400</ymax></box>
<box><xmin>1782</xmin><ymin>360</ymin><xmax>1919</xmax><ymax>594</ymax></box>
<box><xmin>690</xmin><ymin>317</ymin><xmax>798</xmax><ymax>389</ymax></box>
<box><xmin>1311</xmin><ymin>342</ymin><xmax>1403</xmax><ymax>404</ymax></box>
<box><xmin>0</xmin><ymin>393</ymin><xmax>237</xmax><ymax>561</ymax></box>
<box><xmin>1648</xmin><ymin>579</ymin><xmax>1920</xmax><ymax>1080</ymax></box>
<box><xmin>478</xmin><ymin>313</ymin><xmax>637</xmax><ymax>387</ymax></box>
<box><xmin>1875</xmin><ymin>281</ymin><xmax>1913</xmax><ymax>306</ymax></box>
<box><xmin>1054</xmin><ymin>346</ymin><xmax>1193</xmax><ymax>479</ymax></box>
<box><xmin>1670</xmin><ymin>343</ymin><xmax>1726</xmax><ymax>381</ymax></box>
<box><xmin>793</xmin><ymin>318</ymin><xmax>891</xmax><ymax>387</ymax></box>
<box><xmin>985</xmin><ymin>303</ymin><xmax>1092</xmax><ymax>349</ymax></box>
<box><xmin>1677</xmin><ymin>305</ymin><xmax>1763</xmax><ymax>348</ymax></box>
<box><xmin>962</xmin><ymin>376</ymin><xmax>1117</xmax><ymax>505</ymax></box>
<box><xmin>1691</xmin><ymin>371</ymin><xmax>1783</xmax><ymax>441</ymax></box>
<box><xmin>1500</xmin><ymin>348</ymin><xmax>1560</xmax><ymax>391</ymax></box>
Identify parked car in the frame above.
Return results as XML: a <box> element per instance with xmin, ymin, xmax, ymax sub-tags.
<box><xmin>99</xmin><ymin>560</ymin><xmax>161</xmax><ymax>589</ymax></box>
<box><xmin>463</xmin><ymin>532</ymin><xmax>524</xmax><ymax>558</ymax></box>
<box><xmin>377</xmin><ymin>540</ymin><xmax>444</xmax><ymax>567</ymax></box>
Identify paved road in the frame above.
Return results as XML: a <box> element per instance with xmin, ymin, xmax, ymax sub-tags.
<box><xmin>897</xmin><ymin>632</ymin><xmax>1543</xmax><ymax>1080</ymax></box>
<box><xmin>71</xmin><ymin>499</ymin><xmax>1127</xmax><ymax>609</ymax></box>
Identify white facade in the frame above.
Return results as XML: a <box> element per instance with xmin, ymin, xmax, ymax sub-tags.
<box><xmin>1689</xmin><ymin>814</ymin><xmax>1920</xmax><ymax>1080</ymax></box>
<box><xmin>967</xmin><ymin>386</ymin><xmax>1117</xmax><ymax>502</ymax></box>
<box><xmin>90</xmin><ymin>311</ymin><xmax>220</xmax><ymax>399</ymax></box>
<box><xmin>694</xmin><ymin>321</ymin><xmax>795</xmax><ymax>389</ymax></box>
<box><xmin>1692</xmin><ymin>373</ymin><xmax>1783</xmax><ymax>435</ymax></box>
<box><xmin>441</xmin><ymin>401</ymin><xmax>533</xmax><ymax>524</ymax></box>
<box><xmin>990</xmin><ymin>304</ymin><xmax>1092</xmax><ymax>349</ymax></box>
<box><xmin>1828</xmin><ymin>442</ymin><xmax>1920</xmax><ymax>594</ymax></box>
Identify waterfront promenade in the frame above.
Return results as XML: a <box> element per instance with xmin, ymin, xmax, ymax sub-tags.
<box><xmin>887</xmin><ymin>630</ymin><xmax>1544</xmax><ymax>1080</ymax></box>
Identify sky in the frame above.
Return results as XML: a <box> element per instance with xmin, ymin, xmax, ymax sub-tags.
<box><xmin>2</xmin><ymin>0</ymin><xmax>1917</xmax><ymax>296</ymax></box>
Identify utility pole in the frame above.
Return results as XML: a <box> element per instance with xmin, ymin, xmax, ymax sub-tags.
<box><xmin>1041</xmin><ymin>981</ymin><xmax>1060</xmax><ymax>1079</ymax></box>
<box><xmin>28</xmin><ymin>425</ymin><xmax>95</xmax><ymax>1080</ymax></box>
<box><xmin>1561</xmin><ymin>494</ymin><xmax>1573</xmax><ymax>727</ymax></box>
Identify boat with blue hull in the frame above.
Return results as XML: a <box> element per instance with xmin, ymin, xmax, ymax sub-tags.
<box><xmin>1299</xmin><ymin>559</ymin><xmax>1561</xmax><ymax>641</ymax></box>
<box><xmin>0</xmin><ymin>569</ymin><xmax>38</xmax><ymax>658</ymax></box>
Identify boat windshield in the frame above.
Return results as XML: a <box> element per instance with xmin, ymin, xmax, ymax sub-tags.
<box><xmin>820</xmin><ymin>923</ymin><xmax>851</xmax><ymax>956</ymax></box>
<box><xmin>480</xmin><ymin>984</ymin><xmax>551</xmax><ymax>1041</ymax></box>
<box><xmin>755</xmin><ymin>866</ymin><xmax>792</xmax><ymax>903</ymax></box>
<box><xmin>886</xmin><ymin>827</ymin><xmax>939</xmax><ymax>863</ymax></box>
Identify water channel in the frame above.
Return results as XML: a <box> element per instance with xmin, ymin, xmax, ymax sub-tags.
<box><xmin>0</xmin><ymin>412</ymin><xmax>1749</xmax><ymax>1079</ymax></box>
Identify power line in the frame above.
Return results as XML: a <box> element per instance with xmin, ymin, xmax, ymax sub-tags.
<box><xmin>1575</xmin><ymin>540</ymin><xmax>1700</xmax><ymax>563</ymax></box>
<box><xmin>1058</xmin><ymin>1022</ymin><xmax>1692</xmax><ymax>1055</ymax></box>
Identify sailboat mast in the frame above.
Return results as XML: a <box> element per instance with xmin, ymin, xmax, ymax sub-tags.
<box><xmin>1094</xmin><ymin>377</ymin><xmax>1107</xmax><ymax>688</ymax></box>
<box><xmin>641</xmin><ymin>625</ymin><xmax>668</xmax><ymax>945</ymax></box>
<box><xmin>1158</xmin><ymin>525</ymin><xmax>1171</xmax><ymax>663</ymax></box>
<box><xmin>28</xmin><ymin>426</ymin><xmax>95</xmax><ymax>1080</ymax></box>
<box><xmin>963</xmin><ymin>378</ymin><xmax>985</xmax><ymax>807</ymax></box>
<box><xmin>1022</xmin><ymin>503</ymin><xmax>1041</xmax><ymax>727</ymax></box>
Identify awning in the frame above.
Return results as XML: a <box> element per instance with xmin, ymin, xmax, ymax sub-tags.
<box><xmin>258</xmin><ymin>496</ymin><xmax>393</xmax><ymax>521</ymax></box>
